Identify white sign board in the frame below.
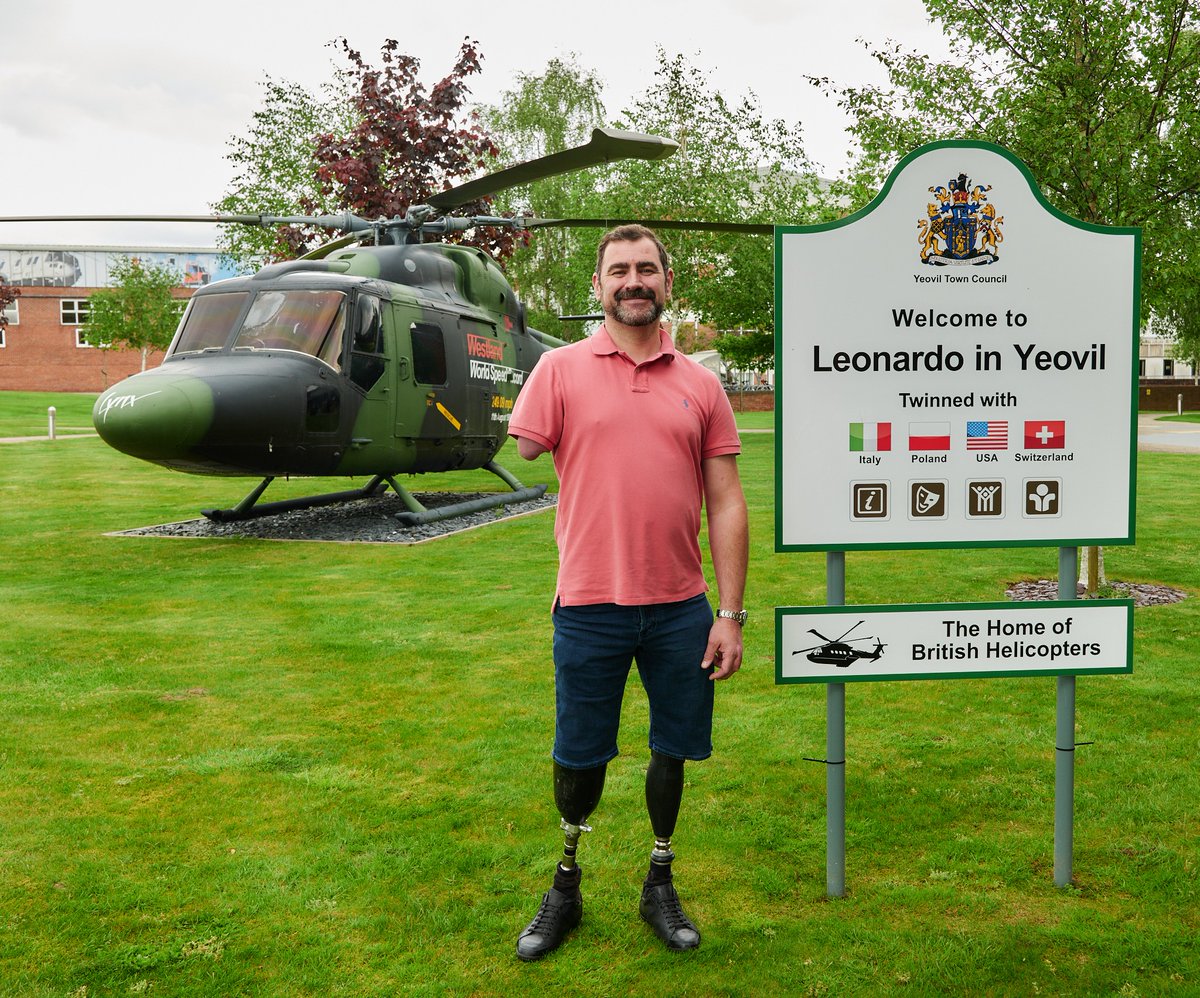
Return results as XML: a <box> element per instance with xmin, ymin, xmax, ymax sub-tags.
<box><xmin>776</xmin><ymin>142</ymin><xmax>1140</xmax><ymax>551</ymax></box>
<box><xmin>777</xmin><ymin>600</ymin><xmax>1133</xmax><ymax>684</ymax></box>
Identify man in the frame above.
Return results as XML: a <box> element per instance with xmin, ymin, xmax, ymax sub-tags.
<box><xmin>508</xmin><ymin>224</ymin><xmax>748</xmax><ymax>960</ymax></box>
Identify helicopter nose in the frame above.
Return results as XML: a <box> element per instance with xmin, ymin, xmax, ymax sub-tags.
<box><xmin>92</xmin><ymin>374</ymin><xmax>214</xmax><ymax>461</ymax></box>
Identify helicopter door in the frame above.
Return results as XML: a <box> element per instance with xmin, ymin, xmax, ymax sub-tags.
<box><xmin>404</xmin><ymin>316</ymin><xmax>461</xmax><ymax>443</ymax></box>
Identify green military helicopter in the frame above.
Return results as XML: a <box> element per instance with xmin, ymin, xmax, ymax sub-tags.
<box><xmin>10</xmin><ymin>128</ymin><xmax>733</xmax><ymax>524</ymax></box>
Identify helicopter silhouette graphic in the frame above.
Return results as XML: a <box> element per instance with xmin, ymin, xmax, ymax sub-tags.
<box><xmin>792</xmin><ymin>621</ymin><xmax>886</xmax><ymax>668</ymax></box>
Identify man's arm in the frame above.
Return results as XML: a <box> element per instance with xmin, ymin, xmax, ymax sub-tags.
<box><xmin>514</xmin><ymin>435</ymin><xmax>550</xmax><ymax>461</ymax></box>
<box><xmin>700</xmin><ymin>454</ymin><xmax>748</xmax><ymax>681</ymax></box>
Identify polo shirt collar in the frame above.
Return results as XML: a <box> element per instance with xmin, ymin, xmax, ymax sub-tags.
<box><xmin>591</xmin><ymin>324</ymin><xmax>676</xmax><ymax>362</ymax></box>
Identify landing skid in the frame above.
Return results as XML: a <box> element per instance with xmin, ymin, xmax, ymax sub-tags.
<box><xmin>200</xmin><ymin>462</ymin><xmax>547</xmax><ymax>524</ymax></box>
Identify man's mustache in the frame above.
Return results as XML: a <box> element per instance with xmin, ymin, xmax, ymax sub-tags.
<box><xmin>615</xmin><ymin>289</ymin><xmax>656</xmax><ymax>301</ymax></box>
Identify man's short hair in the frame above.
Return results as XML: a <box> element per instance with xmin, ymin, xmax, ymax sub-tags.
<box><xmin>595</xmin><ymin>224</ymin><xmax>672</xmax><ymax>279</ymax></box>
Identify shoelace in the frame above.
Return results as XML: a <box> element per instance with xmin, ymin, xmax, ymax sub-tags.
<box><xmin>528</xmin><ymin>893</ymin><xmax>570</xmax><ymax>931</ymax></box>
<box><xmin>652</xmin><ymin>888</ymin><xmax>691</xmax><ymax>929</ymax></box>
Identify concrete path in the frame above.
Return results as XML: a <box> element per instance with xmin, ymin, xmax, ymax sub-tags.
<box><xmin>1136</xmin><ymin>412</ymin><xmax>1200</xmax><ymax>454</ymax></box>
<box><xmin>0</xmin><ymin>433</ymin><xmax>98</xmax><ymax>444</ymax></box>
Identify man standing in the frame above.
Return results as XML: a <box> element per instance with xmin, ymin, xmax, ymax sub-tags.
<box><xmin>508</xmin><ymin>225</ymin><xmax>748</xmax><ymax>960</ymax></box>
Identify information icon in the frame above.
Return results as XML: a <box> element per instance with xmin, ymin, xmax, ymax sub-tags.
<box><xmin>967</xmin><ymin>480</ymin><xmax>1005</xmax><ymax>518</ymax></box>
<box><xmin>851</xmin><ymin>482</ymin><xmax>890</xmax><ymax>520</ymax></box>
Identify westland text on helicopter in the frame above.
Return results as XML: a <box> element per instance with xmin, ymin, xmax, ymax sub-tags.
<box><xmin>9</xmin><ymin>128</ymin><xmax>765</xmax><ymax>524</ymax></box>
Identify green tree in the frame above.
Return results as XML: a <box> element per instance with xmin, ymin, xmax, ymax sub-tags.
<box><xmin>82</xmin><ymin>257</ymin><xmax>183</xmax><ymax>371</ymax></box>
<box><xmin>712</xmin><ymin>330</ymin><xmax>775</xmax><ymax>384</ymax></box>
<box><xmin>812</xmin><ymin>0</ymin><xmax>1200</xmax><ymax>592</ymax></box>
<box><xmin>605</xmin><ymin>50</ymin><xmax>827</xmax><ymax>333</ymax></box>
<box><xmin>485</xmin><ymin>57</ymin><xmax>609</xmax><ymax>339</ymax></box>
<box><xmin>487</xmin><ymin>50</ymin><xmax>829</xmax><ymax>339</ymax></box>
<box><xmin>812</xmin><ymin>0</ymin><xmax>1200</xmax><ymax>342</ymax></box>
<box><xmin>213</xmin><ymin>72</ymin><xmax>356</xmax><ymax>265</ymax></box>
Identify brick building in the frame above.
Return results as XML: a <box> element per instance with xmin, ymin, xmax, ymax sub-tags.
<box><xmin>0</xmin><ymin>245</ymin><xmax>238</xmax><ymax>392</ymax></box>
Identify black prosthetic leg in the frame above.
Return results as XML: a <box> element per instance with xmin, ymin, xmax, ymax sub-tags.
<box><xmin>639</xmin><ymin>751</ymin><xmax>701</xmax><ymax>951</ymax></box>
<box><xmin>516</xmin><ymin>762</ymin><xmax>606</xmax><ymax>961</ymax></box>
<box><xmin>552</xmin><ymin>762</ymin><xmax>606</xmax><ymax>890</ymax></box>
<box><xmin>644</xmin><ymin>751</ymin><xmax>685</xmax><ymax>884</ymax></box>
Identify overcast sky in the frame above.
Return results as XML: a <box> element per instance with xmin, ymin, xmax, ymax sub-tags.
<box><xmin>1</xmin><ymin>0</ymin><xmax>946</xmax><ymax>248</ymax></box>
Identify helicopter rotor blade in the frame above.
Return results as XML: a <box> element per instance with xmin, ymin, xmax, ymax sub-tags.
<box><xmin>834</xmin><ymin>621</ymin><xmax>866</xmax><ymax>643</ymax></box>
<box><xmin>807</xmin><ymin>628</ymin><xmax>835</xmax><ymax>643</ymax></box>
<box><xmin>424</xmin><ymin>127</ymin><xmax>680</xmax><ymax>213</ymax></box>
<box><xmin>522</xmin><ymin>217</ymin><xmax>774</xmax><ymax>235</ymax></box>
<box><xmin>0</xmin><ymin>212</ymin><xmax>376</xmax><ymax>233</ymax></box>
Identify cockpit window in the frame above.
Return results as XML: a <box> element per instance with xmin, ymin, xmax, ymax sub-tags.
<box><xmin>232</xmin><ymin>289</ymin><xmax>348</xmax><ymax>368</ymax></box>
<box><xmin>170</xmin><ymin>292</ymin><xmax>249</xmax><ymax>355</ymax></box>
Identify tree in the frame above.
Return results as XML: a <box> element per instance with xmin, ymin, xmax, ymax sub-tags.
<box><xmin>81</xmin><ymin>257</ymin><xmax>183</xmax><ymax>371</ymax></box>
<box><xmin>605</xmin><ymin>50</ymin><xmax>828</xmax><ymax>333</ymax></box>
<box><xmin>312</xmin><ymin>38</ymin><xmax>517</xmax><ymax>262</ymax></box>
<box><xmin>490</xmin><ymin>50</ymin><xmax>829</xmax><ymax>337</ymax></box>
<box><xmin>484</xmin><ymin>57</ymin><xmax>609</xmax><ymax>339</ymax></box>
<box><xmin>215</xmin><ymin>38</ymin><xmax>513</xmax><ymax>267</ymax></box>
<box><xmin>213</xmin><ymin>73</ymin><xmax>357</xmax><ymax>265</ymax></box>
<box><xmin>0</xmin><ymin>278</ymin><xmax>18</xmax><ymax>333</ymax></box>
<box><xmin>812</xmin><ymin>0</ymin><xmax>1200</xmax><ymax>338</ymax></box>
<box><xmin>712</xmin><ymin>330</ymin><xmax>775</xmax><ymax>385</ymax></box>
<box><xmin>812</xmin><ymin>0</ymin><xmax>1200</xmax><ymax>592</ymax></box>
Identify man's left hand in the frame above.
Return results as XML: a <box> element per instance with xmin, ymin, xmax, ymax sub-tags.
<box><xmin>702</xmin><ymin>617</ymin><xmax>743</xmax><ymax>681</ymax></box>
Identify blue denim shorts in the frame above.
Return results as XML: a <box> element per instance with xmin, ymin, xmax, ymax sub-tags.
<box><xmin>551</xmin><ymin>594</ymin><xmax>715</xmax><ymax>768</ymax></box>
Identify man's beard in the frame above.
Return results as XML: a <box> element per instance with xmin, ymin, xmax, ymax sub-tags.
<box><xmin>608</xmin><ymin>289</ymin><xmax>664</xmax><ymax>327</ymax></box>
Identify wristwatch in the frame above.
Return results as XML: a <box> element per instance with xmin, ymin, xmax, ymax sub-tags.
<box><xmin>716</xmin><ymin>608</ymin><xmax>748</xmax><ymax>626</ymax></box>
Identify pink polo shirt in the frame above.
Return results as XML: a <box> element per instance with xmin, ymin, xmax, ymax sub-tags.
<box><xmin>509</xmin><ymin>325</ymin><xmax>741</xmax><ymax>606</ymax></box>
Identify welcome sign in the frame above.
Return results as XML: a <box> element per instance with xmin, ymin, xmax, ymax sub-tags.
<box><xmin>776</xmin><ymin>142</ymin><xmax>1140</xmax><ymax>551</ymax></box>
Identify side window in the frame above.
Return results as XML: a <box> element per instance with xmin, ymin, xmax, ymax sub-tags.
<box><xmin>411</xmin><ymin>322</ymin><xmax>447</xmax><ymax>386</ymax></box>
<box><xmin>349</xmin><ymin>295</ymin><xmax>386</xmax><ymax>391</ymax></box>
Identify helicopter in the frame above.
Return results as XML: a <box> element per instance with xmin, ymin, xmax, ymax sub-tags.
<box><xmin>791</xmin><ymin>621</ymin><xmax>887</xmax><ymax>668</ymax></box>
<box><xmin>8</xmin><ymin>127</ymin><xmax>770</xmax><ymax>525</ymax></box>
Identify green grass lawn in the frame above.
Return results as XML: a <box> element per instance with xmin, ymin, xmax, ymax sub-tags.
<box><xmin>1</xmin><ymin>391</ymin><xmax>1197</xmax><ymax>996</ymax></box>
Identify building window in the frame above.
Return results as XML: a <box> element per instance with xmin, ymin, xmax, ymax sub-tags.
<box><xmin>1139</xmin><ymin>359</ymin><xmax>1146</xmax><ymax>377</ymax></box>
<box><xmin>61</xmin><ymin>299</ymin><xmax>91</xmax><ymax>325</ymax></box>
<box><xmin>1163</xmin><ymin>359</ymin><xmax>1174</xmax><ymax>377</ymax></box>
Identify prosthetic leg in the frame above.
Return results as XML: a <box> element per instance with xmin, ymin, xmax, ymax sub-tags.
<box><xmin>644</xmin><ymin>751</ymin><xmax>684</xmax><ymax>883</ymax></box>
<box><xmin>639</xmin><ymin>751</ymin><xmax>701</xmax><ymax>950</ymax></box>
<box><xmin>516</xmin><ymin>762</ymin><xmax>606</xmax><ymax>962</ymax></box>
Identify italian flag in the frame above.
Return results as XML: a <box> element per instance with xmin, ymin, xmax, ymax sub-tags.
<box><xmin>849</xmin><ymin>421</ymin><xmax>892</xmax><ymax>451</ymax></box>
<box><xmin>909</xmin><ymin>421</ymin><xmax>951</xmax><ymax>450</ymax></box>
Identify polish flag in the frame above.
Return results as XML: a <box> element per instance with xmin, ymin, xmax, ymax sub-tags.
<box><xmin>1024</xmin><ymin>420</ymin><xmax>1066</xmax><ymax>449</ymax></box>
<box><xmin>849</xmin><ymin>421</ymin><xmax>892</xmax><ymax>451</ymax></box>
<box><xmin>909</xmin><ymin>421</ymin><xmax>951</xmax><ymax>450</ymax></box>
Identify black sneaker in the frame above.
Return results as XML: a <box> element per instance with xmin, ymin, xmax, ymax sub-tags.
<box><xmin>639</xmin><ymin>881</ymin><xmax>701</xmax><ymax>951</ymax></box>
<box><xmin>516</xmin><ymin>887</ymin><xmax>582</xmax><ymax>961</ymax></box>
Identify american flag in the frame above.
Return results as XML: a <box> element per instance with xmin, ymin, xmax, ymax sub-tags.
<box><xmin>966</xmin><ymin>420</ymin><xmax>1008</xmax><ymax>449</ymax></box>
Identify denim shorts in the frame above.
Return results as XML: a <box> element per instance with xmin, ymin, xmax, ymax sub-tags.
<box><xmin>551</xmin><ymin>593</ymin><xmax>715</xmax><ymax>768</ymax></box>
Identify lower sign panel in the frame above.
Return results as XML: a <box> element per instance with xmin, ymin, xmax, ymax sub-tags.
<box><xmin>776</xmin><ymin>600</ymin><xmax>1132</xmax><ymax>684</ymax></box>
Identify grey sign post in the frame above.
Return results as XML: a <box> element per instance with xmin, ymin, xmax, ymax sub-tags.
<box><xmin>775</xmin><ymin>141</ymin><xmax>1139</xmax><ymax>894</ymax></box>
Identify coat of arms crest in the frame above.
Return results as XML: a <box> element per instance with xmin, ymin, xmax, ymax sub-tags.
<box><xmin>918</xmin><ymin>173</ymin><xmax>1004</xmax><ymax>265</ymax></box>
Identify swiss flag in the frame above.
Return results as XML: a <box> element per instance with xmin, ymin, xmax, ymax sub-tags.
<box><xmin>1023</xmin><ymin>420</ymin><xmax>1066</xmax><ymax>449</ymax></box>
